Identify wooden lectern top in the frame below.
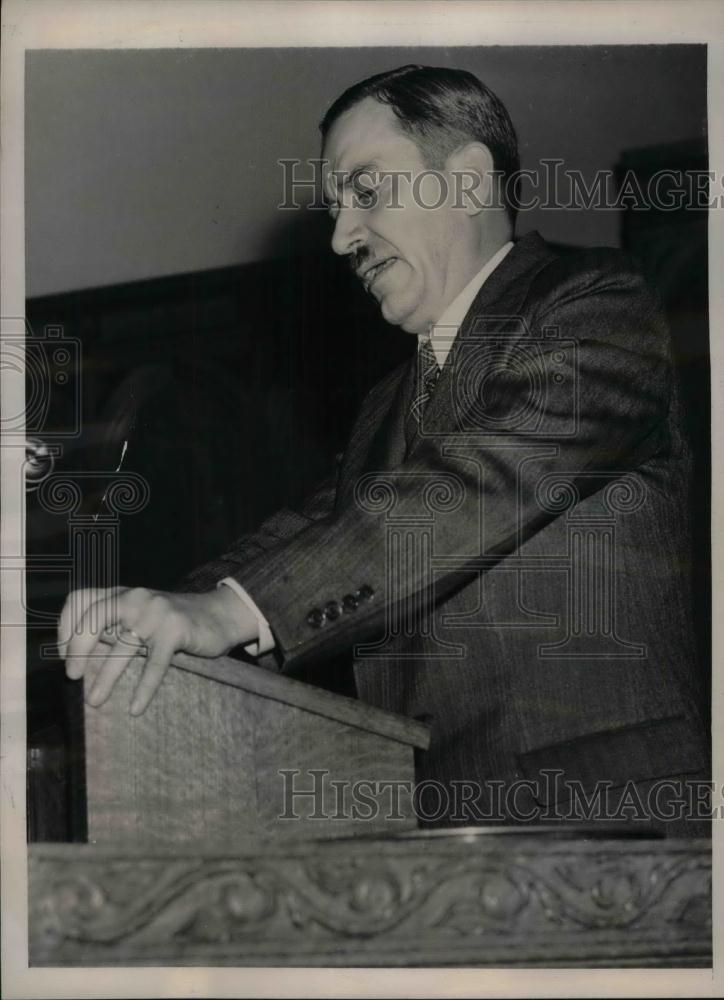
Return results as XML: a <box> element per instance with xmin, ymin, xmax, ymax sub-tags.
<box><xmin>170</xmin><ymin>650</ymin><xmax>431</xmax><ymax>749</ymax></box>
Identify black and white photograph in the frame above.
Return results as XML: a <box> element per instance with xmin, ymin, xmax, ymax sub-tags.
<box><xmin>2</xmin><ymin>1</ymin><xmax>723</xmax><ymax>996</ymax></box>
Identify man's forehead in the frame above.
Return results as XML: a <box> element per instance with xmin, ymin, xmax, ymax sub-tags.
<box><xmin>321</xmin><ymin>97</ymin><xmax>420</xmax><ymax>184</ymax></box>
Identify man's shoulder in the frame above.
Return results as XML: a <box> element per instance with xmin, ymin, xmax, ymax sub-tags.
<box><xmin>526</xmin><ymin>239</ymin><xmax>659</xmax><ymax>310</ymax></box>
<box><xmin>514</xmin><ymin>239</ymin><xmax>670</xmax><ymax>361</ymax></box>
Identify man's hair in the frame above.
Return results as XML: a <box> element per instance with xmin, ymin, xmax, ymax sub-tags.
<box><xmin>320</xmin><ymin>64</ymin><xmax>520</xmax><ymax>222</ymax></box>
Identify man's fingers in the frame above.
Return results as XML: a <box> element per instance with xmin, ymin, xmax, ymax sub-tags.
<box><xmin>62</xmin><ymin>587</ymin><xmax>188</xmax><ymax>714</ymax></box>
<box><xmin>65</xmin><ymin>590</ymin><xmax>133</xmax><ymax>679</ymax></box>
<box><xmin>125</xmin><ymin>595</ymin><xmax>186</xmax><ymax>713</ymax></box>
<box><xmin>129</xmin><ymin>635</ymin><xmax>176</xmax><ymax>716</ymax></box>
<box><xmin>58</xmin><ymin>589</ymin><xmax>97</xmax><ymax>657</ymax></box>
<box><xmin>86</xmin><ymin>641</ymin><xmax>146</xmax><ymax>707</ymax></box>
<box><xmin>57</xmin><ymin>588</ymin><xmax>122</xmax><ymax>659</ymax></box>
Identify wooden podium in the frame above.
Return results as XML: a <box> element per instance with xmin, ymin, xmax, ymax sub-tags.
<box><xmin>82</xmin><ymin>651</ymin><xmax>430</xmax><ymax>846</ymax></box>
<box><xmin>27</xmin><ymin>653</ymin><xmax>712</xmax><ymax>967</ymax></box>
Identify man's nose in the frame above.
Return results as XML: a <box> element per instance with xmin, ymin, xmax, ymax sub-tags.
<box><xmin>330</xmin><ymin>206</ymin><xmax>367</xmax><ymax>257</ymax></box>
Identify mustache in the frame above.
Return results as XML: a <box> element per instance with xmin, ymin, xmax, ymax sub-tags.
<box><xmin>349</xmin><ymin>246</ymin><xmax>396</xmax><ymax>282</ymax></box>
<box><xmin>349</xmin><ymin>246</ymin><xmax>372</xmax><ymax>278</ymax></box>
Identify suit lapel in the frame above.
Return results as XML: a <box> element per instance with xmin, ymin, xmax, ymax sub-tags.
<box><xmin>338</xmin><ymin>231</ymin><xmax>559</xmax><ymax>490</ymax></box>
<box><xmin>335</xmin><ymin>357</ymin><xmax>412</xmax><ymax>504</ymax></box>
<box><xmin>405</xmin><ymin>231</ymin><xmax>558</xmax><ymax>454</ymax></box>
<box><xmin>365</xmin><ymin>357</ymin><xmax>416</xmax><ymax>470</ymax></box>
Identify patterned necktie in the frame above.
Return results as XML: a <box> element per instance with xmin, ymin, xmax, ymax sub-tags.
<box><xmin>405</xmin><ymin>337</ymin><xmax>441</xmax><ymax>450</ymax></box>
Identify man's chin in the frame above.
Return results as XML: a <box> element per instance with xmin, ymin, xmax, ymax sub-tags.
<box><xmin>380</xmin><ymin>303</ymin><xmax>427</xmax><ymax>335</ymax></box>
<box><xmin>377</xmin><ymin>293</ymin><xmax>424</xmax><ymax>334</ymax></box>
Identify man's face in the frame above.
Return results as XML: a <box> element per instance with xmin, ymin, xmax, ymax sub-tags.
<box><xmin>322</xmin><ymin>98</ymin><xmax>465</xmax><ymax>335</ymax></box>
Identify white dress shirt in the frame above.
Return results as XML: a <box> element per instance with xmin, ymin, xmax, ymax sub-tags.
<box><xmin>219</xmin><ymin>240</ymin><xmax>514</xmax><ymax>656</ymax></box>
<box><xmin>424</xmin><ymin>239</ymin><xmax>513</xmax><ymax>367</ymax></box>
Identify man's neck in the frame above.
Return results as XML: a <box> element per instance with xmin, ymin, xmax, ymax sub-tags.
<box><xmin>424</xmin><ymin>238</ymin><xmax>515</xmax><ymax>368</ymax></box>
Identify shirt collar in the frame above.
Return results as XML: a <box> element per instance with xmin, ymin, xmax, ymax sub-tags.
<box><xmin>420</xmin><ymin>240</ymin><xmax>514</xmax><ymax>369</ymax></box>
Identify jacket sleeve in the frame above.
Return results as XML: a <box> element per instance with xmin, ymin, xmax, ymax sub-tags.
<box><xmin>176</xmin><ymin>462</ymin><xmax>340</xmax><ymax>593</ymax></box>
<box><xmin>224</xmin><ymin>255</ymin><xmax>674</xmax><ymax>671</ymax></box>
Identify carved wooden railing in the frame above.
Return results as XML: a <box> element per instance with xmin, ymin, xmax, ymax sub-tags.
<box><xmin>29</xmin><ymin>832</ymin><xmax>711</xmax><ymax>966</ymax></box>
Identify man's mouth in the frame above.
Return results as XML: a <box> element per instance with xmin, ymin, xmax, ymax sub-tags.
<box><xmin>361</xmin><ymin>257</ymin><xmax>397</xmax><ymax>289</ymax></box>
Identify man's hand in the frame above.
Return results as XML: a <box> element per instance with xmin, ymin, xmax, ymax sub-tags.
<box><xmin>58</xmin><ymin>586</ymin><xmax>259</xmax><ymax>715</ymax></box>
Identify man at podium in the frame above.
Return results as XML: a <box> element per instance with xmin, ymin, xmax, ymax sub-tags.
<box><xmin>59</xmin><ymin>65</ymin><xmax>710</xmax><ymax>833</ymax></box>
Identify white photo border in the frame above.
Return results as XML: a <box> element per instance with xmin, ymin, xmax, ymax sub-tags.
<box><xmin>2</xmin><ymin>1</ymin><xmax>723</xmax><ymax>997</ymax></box>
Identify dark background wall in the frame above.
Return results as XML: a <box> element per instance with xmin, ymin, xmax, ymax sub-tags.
<box><xmin>24</xmin><ymin>46</ymin><xmax>709</xmax><ymax>840</ymax></box>
<box><xmin>26</xmin><ymin>46</ymin><xmax>707</xmax><ymax>296</ymax></box>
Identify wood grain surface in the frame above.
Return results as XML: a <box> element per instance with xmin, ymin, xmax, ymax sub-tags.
<box><xmin>84</xmin><ymin>653</ymin><xmax>425</xmax><ymax>846</ymax></box>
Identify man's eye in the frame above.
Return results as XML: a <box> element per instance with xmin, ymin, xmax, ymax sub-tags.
<box><xmin>355</xmin><ymin>187</ymin><xmax>376</xmax><ymax>207</ymax></box>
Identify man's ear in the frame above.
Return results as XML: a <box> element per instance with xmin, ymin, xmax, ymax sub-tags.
<box><xmin>446</xmin><ymin>142</ymin><xmax>495</xmax><ymax>216</ymax></box>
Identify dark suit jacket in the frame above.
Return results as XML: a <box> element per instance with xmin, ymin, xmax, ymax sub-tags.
<box><xmin>183</xmin><ymin>232</ymin><xmax>709</xmax><ymax>828</ymax></box>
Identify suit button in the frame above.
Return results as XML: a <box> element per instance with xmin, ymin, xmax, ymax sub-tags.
<box><xmin>324</xmin><ymin>600</ymin><xmax>342</xmax><ymax>621</ymax></box>
<box><xmin>306</xmin><ymin>608</ymin><xmax>326</xmax><ymax>629</ymax></box>
<box><xmin>342</xmin><ymin>593</ymin><xmax>359</xmax><ymax>612</ymax></box>
<box><xmin>358</xmin><ymin>584</ymin><xmax>375</xmax><ymax>602</ymax></box>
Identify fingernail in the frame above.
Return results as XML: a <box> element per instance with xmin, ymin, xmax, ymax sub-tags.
<box><xmin>86</xmin><ymin>686</ymin><xmax>103</xmax><ymax>707</ymax></box>
<box><xmin>129</xmin><ymin>699</ymin><xmax>144</xmax><ymax>716</ymax></box>
<box><xmin>66</xmin><ymin>659</ymin><xmax>84</xmax><ymax>680</ymax></box>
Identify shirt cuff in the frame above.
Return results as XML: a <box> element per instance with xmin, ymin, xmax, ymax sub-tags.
<box><xmin>216</xmin><ymin>577</ymin><xmax>275</xmax><ymax>656</ymax></box>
